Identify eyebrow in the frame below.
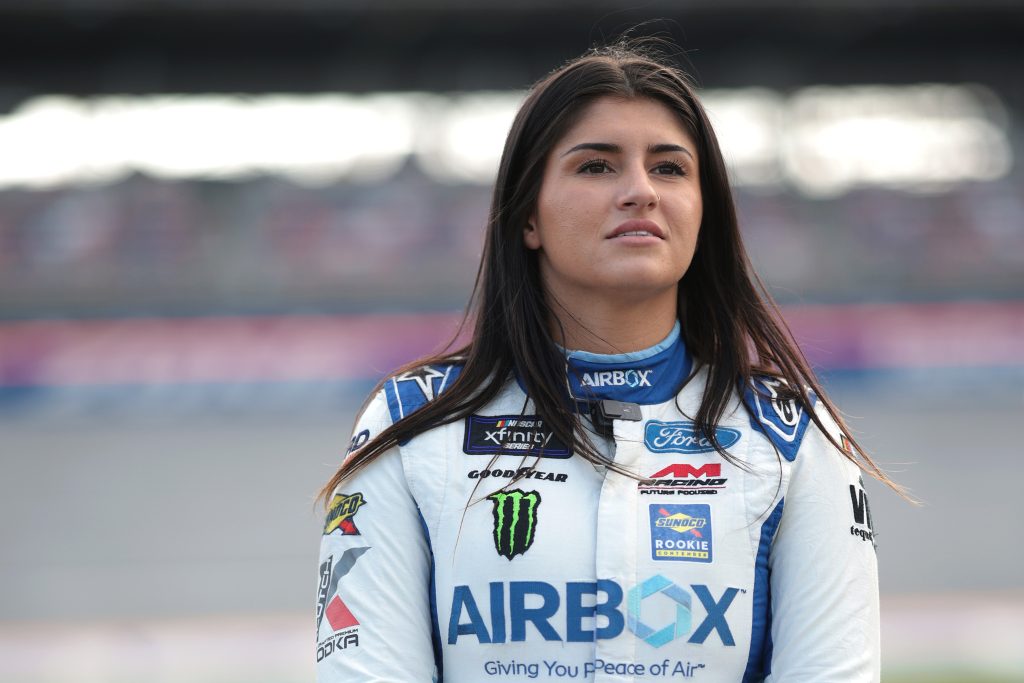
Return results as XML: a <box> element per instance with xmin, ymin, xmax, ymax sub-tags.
<box><xmin>560</xmin><ymin>142</ymin><xmax>694</xmax><ymax>160</ymax></box>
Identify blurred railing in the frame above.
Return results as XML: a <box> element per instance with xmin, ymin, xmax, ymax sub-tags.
<box><xmin>1</xmin><ymin>301</ymin><xmax>1020</xmax><ymax>413</ymax></box>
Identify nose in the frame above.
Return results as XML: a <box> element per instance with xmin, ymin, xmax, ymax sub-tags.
<box><xmin>617</xmin><ymin>164</ymin><xmax>659</xmax><ymax>210</ymax></box>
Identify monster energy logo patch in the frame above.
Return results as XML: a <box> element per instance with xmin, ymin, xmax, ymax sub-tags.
<box><xmin>488</xmin><ymin>489</ymin><xmax>541</xmax><ymax>560</ymax></box>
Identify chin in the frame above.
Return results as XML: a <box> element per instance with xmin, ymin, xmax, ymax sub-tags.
<box><xmin>600</xmin><ymin>271</ymin><xmax>680</xmax><ymax>297</ymax></box>
<box><xmin>614</xmin><ymin>263</ymin><xmax>681</xmax><ymax>285</ymax></box>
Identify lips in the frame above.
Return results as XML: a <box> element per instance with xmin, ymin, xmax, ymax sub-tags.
<box><xmin>608</xmin><ymin>219</ymin><xmax>665</xmax><ymax>239</ymax></box>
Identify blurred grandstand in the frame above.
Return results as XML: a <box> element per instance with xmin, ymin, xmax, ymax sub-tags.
<box><xmin>1</xmin><ymin>170</ymin><xmax>1022</xmax><ymax>315</ymax></box>
<box><xmin>1</xmin><ymin>2</ymin><xmax>1022</xmax><ymax>682</ymax></box>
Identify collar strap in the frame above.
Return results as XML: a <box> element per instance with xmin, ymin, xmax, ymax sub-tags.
<box><xmin>564</xmin><ymin>322</ymin><xmax>691</xmax><ymax>405</ymax></box>
<box><xmin>515</xmin><ymin>321</ymin><xmax>692</xmax><ymax>407</ymax></box>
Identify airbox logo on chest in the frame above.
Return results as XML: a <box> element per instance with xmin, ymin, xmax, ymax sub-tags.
<box><xmin>644</xmin><ymin>421</ymin><xmax>741</xmax><ymax>454</ymax></box>
<box><xmin>463</xmin><ymin>415</ymin><xmax>571</xmax><ymax>458</ymax></box>
<box><xmin>581</xmin><ymin>369</ymin><xmax>653</xmax><ymax>388</ymax></box>
<box><xmin>447</xmin><ymin>577</ymin><xmax>739</xmax><ymax>648</ymax></box>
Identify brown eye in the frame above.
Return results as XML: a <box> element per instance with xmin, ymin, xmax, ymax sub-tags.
<box><xmin>578</xmin><ymin>159</ymin><xmax>611</xmax><ymax>174</ymax></box>
<box><xmin>653</xmin><ymin>161</ymin><xmax>686</xmax><ymax>176</ymax></box>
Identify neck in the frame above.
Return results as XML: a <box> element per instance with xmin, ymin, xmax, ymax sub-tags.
<box><xmin>547</xmin><ymin>286</ymin><xmax>679</xmax><ymax>354</ymax></box>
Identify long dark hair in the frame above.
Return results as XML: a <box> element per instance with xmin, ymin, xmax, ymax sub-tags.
<box><xmin>321</xmin><ymin>40</ymin><xmax>904</xmax><ymax>502</ymax></box>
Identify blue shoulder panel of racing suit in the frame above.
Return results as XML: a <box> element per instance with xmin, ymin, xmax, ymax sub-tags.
<box><xmin>742</xmin><ymin>498</ymin><xmax>785</xmax><ymax>682</ymax></box>
<box><xmin>742</xmin><ymin>376</ymin><xmax>815</xmax><ymax>462</ymax></box>
<box><xmin>383</xmin><ymin>363</ymin><xmax>463</xmax><ymax>430</ymax></box>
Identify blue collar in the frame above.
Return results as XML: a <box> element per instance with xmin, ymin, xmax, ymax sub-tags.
<box><xmin>516</xmin><ymin>322</ymin><xmax>693</xmax><ymax>407</ymax></box>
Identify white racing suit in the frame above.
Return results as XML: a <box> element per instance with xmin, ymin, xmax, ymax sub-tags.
<box><xmin>316</xmin><ymin>324</ymin><xmax>880</xmax><ymax>682</ymax></box>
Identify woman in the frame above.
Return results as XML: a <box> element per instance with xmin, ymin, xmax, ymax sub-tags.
<box><xmin>316</xmin><ymin>42</ymin><xmax>892</xmax><ymax>682</ymax></box>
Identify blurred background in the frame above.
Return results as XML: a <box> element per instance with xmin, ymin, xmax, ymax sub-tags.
<box><xmin>1</xmin><ymin>1</ymin><xmax>1022</xmax><ymax>682</ymax></box>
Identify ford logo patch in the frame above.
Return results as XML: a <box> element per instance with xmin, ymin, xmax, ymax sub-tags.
<box><xmin>644</xmin><ymin>421</ymin><xmax>741</xmax><ymax>454</ymax></box>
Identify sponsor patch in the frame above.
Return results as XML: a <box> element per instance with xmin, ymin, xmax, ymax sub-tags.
<box><xmin>468</xmin><ymin>467</ymin><xmax>567</xmax><ymax>483</ymax></box>
<box><xmin>644</xmin><ymin>421</ymin><xmax>741</xmax><ymax>455</ymax></box>
<box><xmin>488</xmin><ymin>489</ymin><xmax>541</xmax><ymax>560</ymax></box>
<box><xmin>316</xmin><ymin>547</ymin><xmax>369</xmax><ymax>661</ymax></box>
<box><xmin>464</xmin><ymin>415</ymin><xmax>570</xmax><ymax>459</ymax></box>
<box><xmin>649</xmin><ymin>504</ymin><xmax>713</xmax><ymax>562</ymax></box>
<box><xmin>317</xmin><ymin>630</ymin><xmax>359</xmax><ymax>661</ymax></box>
<box><xmin>347</xmin><ymin>429</ymin><xmax>370</xmax><ymax>455</ymax></box>
<box><xmin>639</xmin><ymin>463</ymin><xmax>727</xmax><ymax>496</ymax></box>
<box><xmin>581</xmin><ymin>369</ymin><xmax>653</xmax><ymax>389</ymax></box>
<box><xmin>323</xmin><ymin>492</ymin><xmax>366</xmax><ymax>536</ymax></box>
<box><xmin>448</xmin><ymin>577</ymin><xmax>737</xmax><ymax>647</ymax></box>
<box><xmin>849</xmin><ymin>477</ymin><xmax>876</xmax><ymax>548</ymax></box>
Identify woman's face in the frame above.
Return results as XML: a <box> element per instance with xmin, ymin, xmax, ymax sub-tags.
<box><xmin>525</xmin><ymin>96</ymin><xmax>702</xmax><ymax>307</ymax></box>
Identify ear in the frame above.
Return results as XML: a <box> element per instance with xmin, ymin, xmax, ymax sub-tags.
<box><xmin>523</xmin><ymin>216</ymin><xmax>542</xmax><ymax>250</ymax></box>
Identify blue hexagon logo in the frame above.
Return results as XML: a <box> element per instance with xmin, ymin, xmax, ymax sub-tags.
<box><xmin>626</xmin><ymin>574</ymin><xmax>692</xmax><ymax>647</ymax></box>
